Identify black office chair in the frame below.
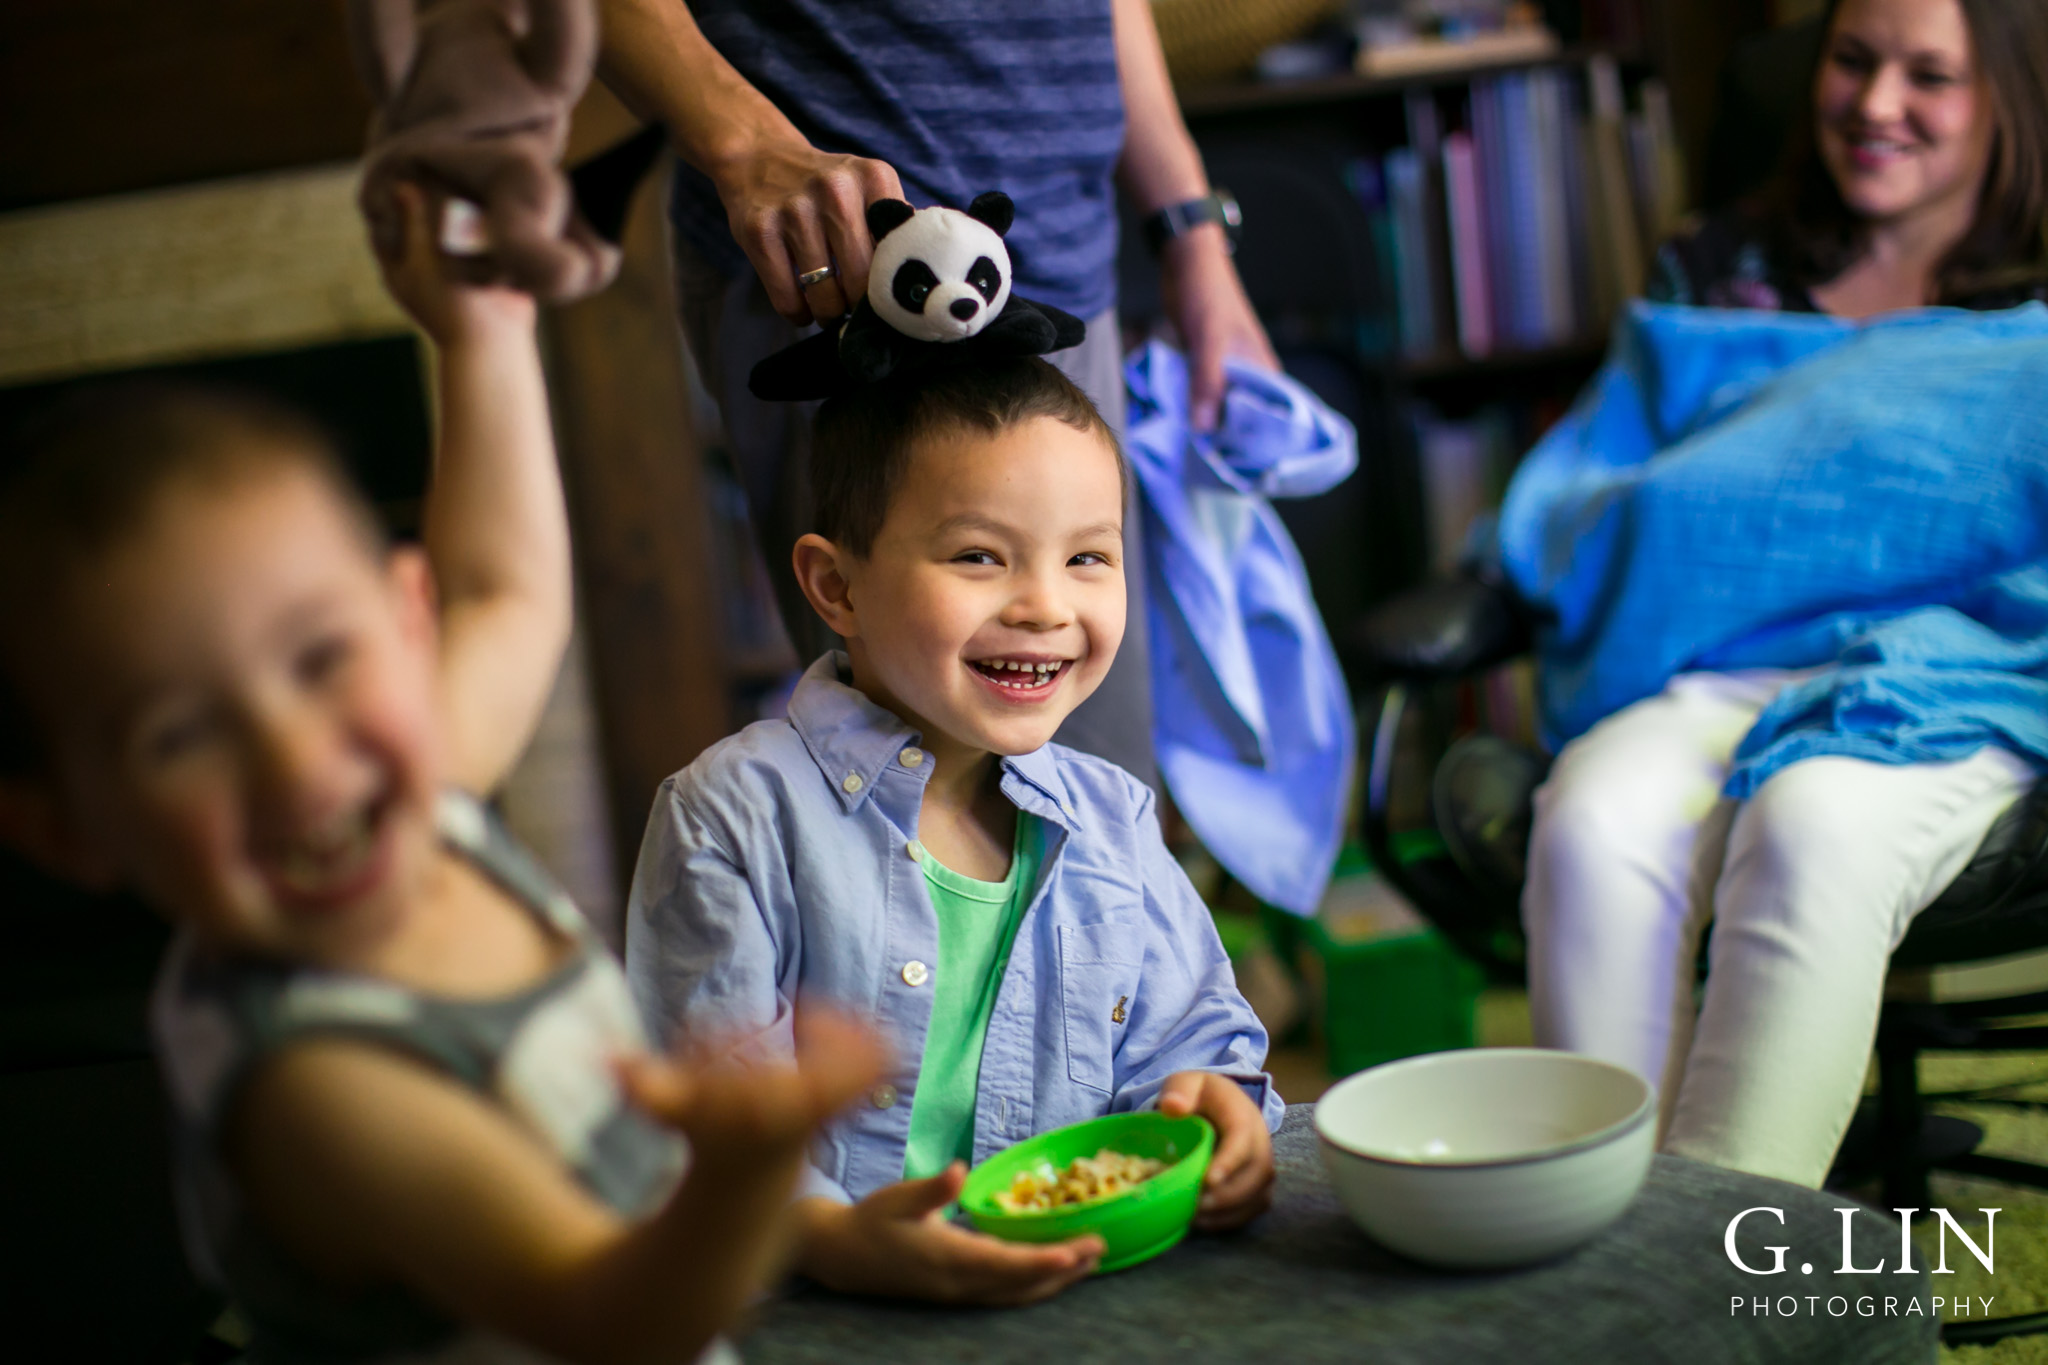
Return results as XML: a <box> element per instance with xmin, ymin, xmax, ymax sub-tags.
<box><xmin>1348</xmin><ymin>573</ymin><xmax>2048</xmax><ymax>1346</ymax></box>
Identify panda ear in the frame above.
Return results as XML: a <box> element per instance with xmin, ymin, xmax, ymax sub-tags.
<box><xmin>966</xmin><ymin>192</ymin><xmax>1014</xmax><ymax>236</ymax></box>
<box><xmin>866</xmin><ymin>199</ymin><xmax>917</xmax><ymax>241</ymax></box>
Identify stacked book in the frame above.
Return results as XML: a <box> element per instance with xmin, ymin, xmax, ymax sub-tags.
<box><xmin>1354</xmin><ymin>55</ymin><xmax>1685</xmax><ymax>364</ymax></box>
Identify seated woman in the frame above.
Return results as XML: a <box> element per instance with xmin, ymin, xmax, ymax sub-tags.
<box><xmin>1521</xmin><ymin>0</ymin><xmax>2048</xmax><ymax>1188</ymax></box>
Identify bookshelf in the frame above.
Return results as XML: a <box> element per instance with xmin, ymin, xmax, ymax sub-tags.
<box><xmin>1176</xmin><ymin>43</ymin><xmax>1642</xmax><ymax>118</ymax></box>
<box><xmin>1119</xmin><ymin>18</ymin><xmax>1695</xmax><ymax>617</ymax></box>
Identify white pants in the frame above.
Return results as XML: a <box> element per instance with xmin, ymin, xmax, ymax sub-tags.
<box><xmin>1523</xmin><ymin>671</ymin><xmax>2035</xmax><ymax>1187</ymax></box>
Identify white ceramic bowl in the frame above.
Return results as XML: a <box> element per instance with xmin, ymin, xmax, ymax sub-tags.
<box><xmin>1314</xmin><ymin>1047</ymin><xmax>1654</xmax><ymax>1269</ymax></box>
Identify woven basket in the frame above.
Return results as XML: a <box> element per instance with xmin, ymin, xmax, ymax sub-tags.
<box><xmin>1152</xmin><ymin>0</ymin><xmax>1343</xmax><ymax>89</ymax></box>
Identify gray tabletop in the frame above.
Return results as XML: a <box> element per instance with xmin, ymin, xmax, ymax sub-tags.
<box><xmin>740</xmin><ymin>1106</ymin><xmax>1939</xmax><ymax>1364</ymax></box>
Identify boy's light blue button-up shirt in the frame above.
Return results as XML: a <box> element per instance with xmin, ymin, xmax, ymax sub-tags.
<box><xmin>625</xmin><ymin>654</ymin><xmax>1282</xmax><ymax>1203</ymax></box>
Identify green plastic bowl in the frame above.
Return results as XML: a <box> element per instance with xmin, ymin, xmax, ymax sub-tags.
<box><xmin>959</xmin><ymin>1111</ymin><xmax>1215</xmax><ymax>1273</ymax></box>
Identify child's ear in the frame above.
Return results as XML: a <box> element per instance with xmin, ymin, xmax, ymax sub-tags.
<box><xmin>0</xmin><ymin>776</ymin><xmax>117</xmax><ymax>891</ymax></box>
<box><xmin>792</xmin><ymin>534</ymin><xmax>859</xmax><ymax>639</ymax></box>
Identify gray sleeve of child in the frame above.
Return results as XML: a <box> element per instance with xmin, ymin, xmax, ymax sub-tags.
<box><xmin>1109</xmin><ymin>784</ymin><xmax>1286</xmax><ymax>1131</ymax></box>
<box><xmin>624</xmin><ymin>775</ymin><xmax>853</xmax><ymax>1204</ymax></box>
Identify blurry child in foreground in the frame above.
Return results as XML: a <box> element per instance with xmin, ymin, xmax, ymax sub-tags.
<box><xmin>628</xmin><ymin>357</ymin><xmax>1282</xmax><ymax>1307</ymax></box>
<box><xmin>0</xmin><ymin>188</ymin><xmax>878</xmax><ymax>1364</ymax></box>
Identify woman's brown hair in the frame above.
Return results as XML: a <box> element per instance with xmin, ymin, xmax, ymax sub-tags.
<box><xmin>1770</xmin><ymin>0</ymin><xmax>2048</xmax><ymax>301</ymax></box>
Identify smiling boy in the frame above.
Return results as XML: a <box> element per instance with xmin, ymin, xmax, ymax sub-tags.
<box><xmin>626</xmin><ymin>356</ymin><xmax>1281</xmax><ymax>1305</ymax></box>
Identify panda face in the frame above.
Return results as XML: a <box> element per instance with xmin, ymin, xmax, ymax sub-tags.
<box><xmin>868</xmin><ymin>206</ymin><xmax>1013</xmax><ymax>343</ymax></box>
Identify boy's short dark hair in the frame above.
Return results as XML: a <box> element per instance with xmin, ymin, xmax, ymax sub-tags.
<box><xmin>0</xmin><ymin>381</ymin><xmax>378</xmax><ymax>772</ymax></box>
<box><xmin>809</xmin><ymin>355</ymin><xmax>1123</xmax><ymax>558</ymax></box>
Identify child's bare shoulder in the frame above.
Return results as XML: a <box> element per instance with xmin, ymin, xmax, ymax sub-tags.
<box><xmin>225</xmin><ymin>1036</ymin><xmax>497</xmax><ymax>1277</ymax></box>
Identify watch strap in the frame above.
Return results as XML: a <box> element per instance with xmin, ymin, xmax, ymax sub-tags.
<box><xmin>1142</xmin><ymin>191</ymin><xmax>1241</xmax><ymax>255</ymax></box>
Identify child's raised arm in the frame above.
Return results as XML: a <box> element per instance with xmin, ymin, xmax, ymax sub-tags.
<box><xmin>378</xmin><ymin>185</ymin><xmax>574</xmax><ymax>795</ymax></box>
<box><xmin>230</xmin><ymin>1013</ymin><xmax>883</xmax><ymax>1365</ymax></box>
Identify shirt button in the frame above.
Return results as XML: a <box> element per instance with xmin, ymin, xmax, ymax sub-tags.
<box><xmin>842</xmin><ymin>772</ymin><xmax>864</xmax><ymax>794</ymax></box>
<box><xmin>906</xmin><ymin>839</ymin><xmax>925</xmax><ymax>862</ymax></box>
<box><xmin>870</xmin><ymin>1084</ymin><xmax>898</xmax><ymax>1110</ymax></box>
<box><xmin>900</xmin><ymin>747</ymin><xmax>924</xmax><ymax>767</ymax></box>
<box><xmin>901</xmin><ymin>960</ymin><xmax>930</xmax><ymax>987</ymax></box>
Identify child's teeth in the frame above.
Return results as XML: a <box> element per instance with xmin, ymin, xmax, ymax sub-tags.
<box><xmin>976</xmin><ymin>658</ymin><xmax>1065</xmax><ymax>687</ymax></box>
<box><xmin>275</xmin><ymin>808</ymin><xmax>377</xmax><ymax>892</ymax></box>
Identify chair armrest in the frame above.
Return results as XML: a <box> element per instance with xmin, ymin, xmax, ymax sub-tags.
<box><xmin>1345</xmin><ymin>576</ymin><xmax>1535</xmax><ymax>681</ymax></box>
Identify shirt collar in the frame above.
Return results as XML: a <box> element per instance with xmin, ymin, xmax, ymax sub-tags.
<box><xmin>786</xmin><ymin>652</ymin><xmax>1081</xmax><ymax>831</ymax></box>
<box><xmin>788</xmin><ymin>654</ymin><xmax>923</xmax><ymax>813</ymax></box>
<box><xmin>999</xmin><ymin>746</ymin><xmax>1082</xmax><ymax>833</ymax></box>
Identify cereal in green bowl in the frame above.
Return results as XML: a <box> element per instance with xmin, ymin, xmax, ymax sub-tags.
<box><xmin>958</xmin><ymin>1111</ymin><xmax>1215</xmax><ymax>1273</ymax></box>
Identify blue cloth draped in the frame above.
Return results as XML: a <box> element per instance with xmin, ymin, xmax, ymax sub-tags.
<box><xmin>1497</xmin><ymin>301</ymin><xmax>2048</xmax><ymax>797</ymax></box>
<box><xmin>1124</xmin><ymin>342</ymin><xmax>1358</xmax><ymax>914</ymax></box>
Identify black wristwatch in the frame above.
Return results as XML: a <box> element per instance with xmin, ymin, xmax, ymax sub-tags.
<box><xmin>1141</xmin><ymin>189</ymin><xmax>1242</xmax><ymax>256</ymax></box>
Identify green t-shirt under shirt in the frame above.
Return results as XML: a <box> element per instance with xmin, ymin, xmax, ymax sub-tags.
<box><xmin>902</xmin><ymin>814</ymin><xmax>1041</xmax><ymax>1180</ymax></box>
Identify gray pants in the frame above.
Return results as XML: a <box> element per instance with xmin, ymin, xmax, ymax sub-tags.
<box><xmin>671</xmin><ymin>237</ymin><xmax>1156</xmax><ymax>789</ymax></box>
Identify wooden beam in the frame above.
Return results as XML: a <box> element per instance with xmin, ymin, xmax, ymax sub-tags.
<box><xmin>0</xmin><ymin>0</ymin><xmax>369</xmax><ymax>211</ymax></box>
<box><xmin>544</xmin><ymin>157</ymin><xmax>732</xmax><ymax>880</ymax></box>
<box><xmin>0</xmin><ymin>165</ymin><xmax>410</xmax><ymax>386</ymax></box>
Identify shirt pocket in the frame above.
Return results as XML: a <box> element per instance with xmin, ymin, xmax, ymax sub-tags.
<box><xmin>1057</xmin><ymin>923</ymin><xmax>1144</xmax><ymax>1095</ymax></box>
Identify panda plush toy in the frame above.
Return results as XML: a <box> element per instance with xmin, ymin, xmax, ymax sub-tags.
<box><xmin>749</xmin><ymin>191</ymin><xmax>1086</xmax><ymax>401</ymax></box>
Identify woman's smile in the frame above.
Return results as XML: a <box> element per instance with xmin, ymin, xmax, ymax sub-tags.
<box><xmin>1814</xmin><ymin>0</ymin><xmax>1990</xmax><ymax>228</ymax></box>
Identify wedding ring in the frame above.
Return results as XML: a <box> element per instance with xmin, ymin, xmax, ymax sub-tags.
<box><xmin>796</xmin><ymin>264</ymin><xmax>837</xmax><ymax>288</ymax></box>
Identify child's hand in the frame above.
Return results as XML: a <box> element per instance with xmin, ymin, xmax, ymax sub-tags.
<box><xmin>617</xmin><ymin>1010</ymin><xmax>885</xmax><ymax>1170</ymax></box>
<box><xmin>376</xmin><ymin>182</ymin><xmax>537</xmax><ymax>349</ymax></box>
<box><xmin>1158</xmin><ymin>1071</ymin><xmax>1275</xmax><ymax>1231</ymax></box>
<box><xmin>796</xmin><ymin>1164</ymin><xmax>1104</xmax><ymax>1306</ymax></box>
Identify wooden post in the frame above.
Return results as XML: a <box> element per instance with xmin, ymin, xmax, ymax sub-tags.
<box><xmin>543</xmin><ymin>157</ymin><xmax>731</xmax><ymax>886</ymax></box>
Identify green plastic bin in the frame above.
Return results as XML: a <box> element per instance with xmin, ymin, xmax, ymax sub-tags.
<box><xmin>1263</xmin><ymin>840</ymin><xmax>1485</xmax><ymax>1078</ymax></box>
